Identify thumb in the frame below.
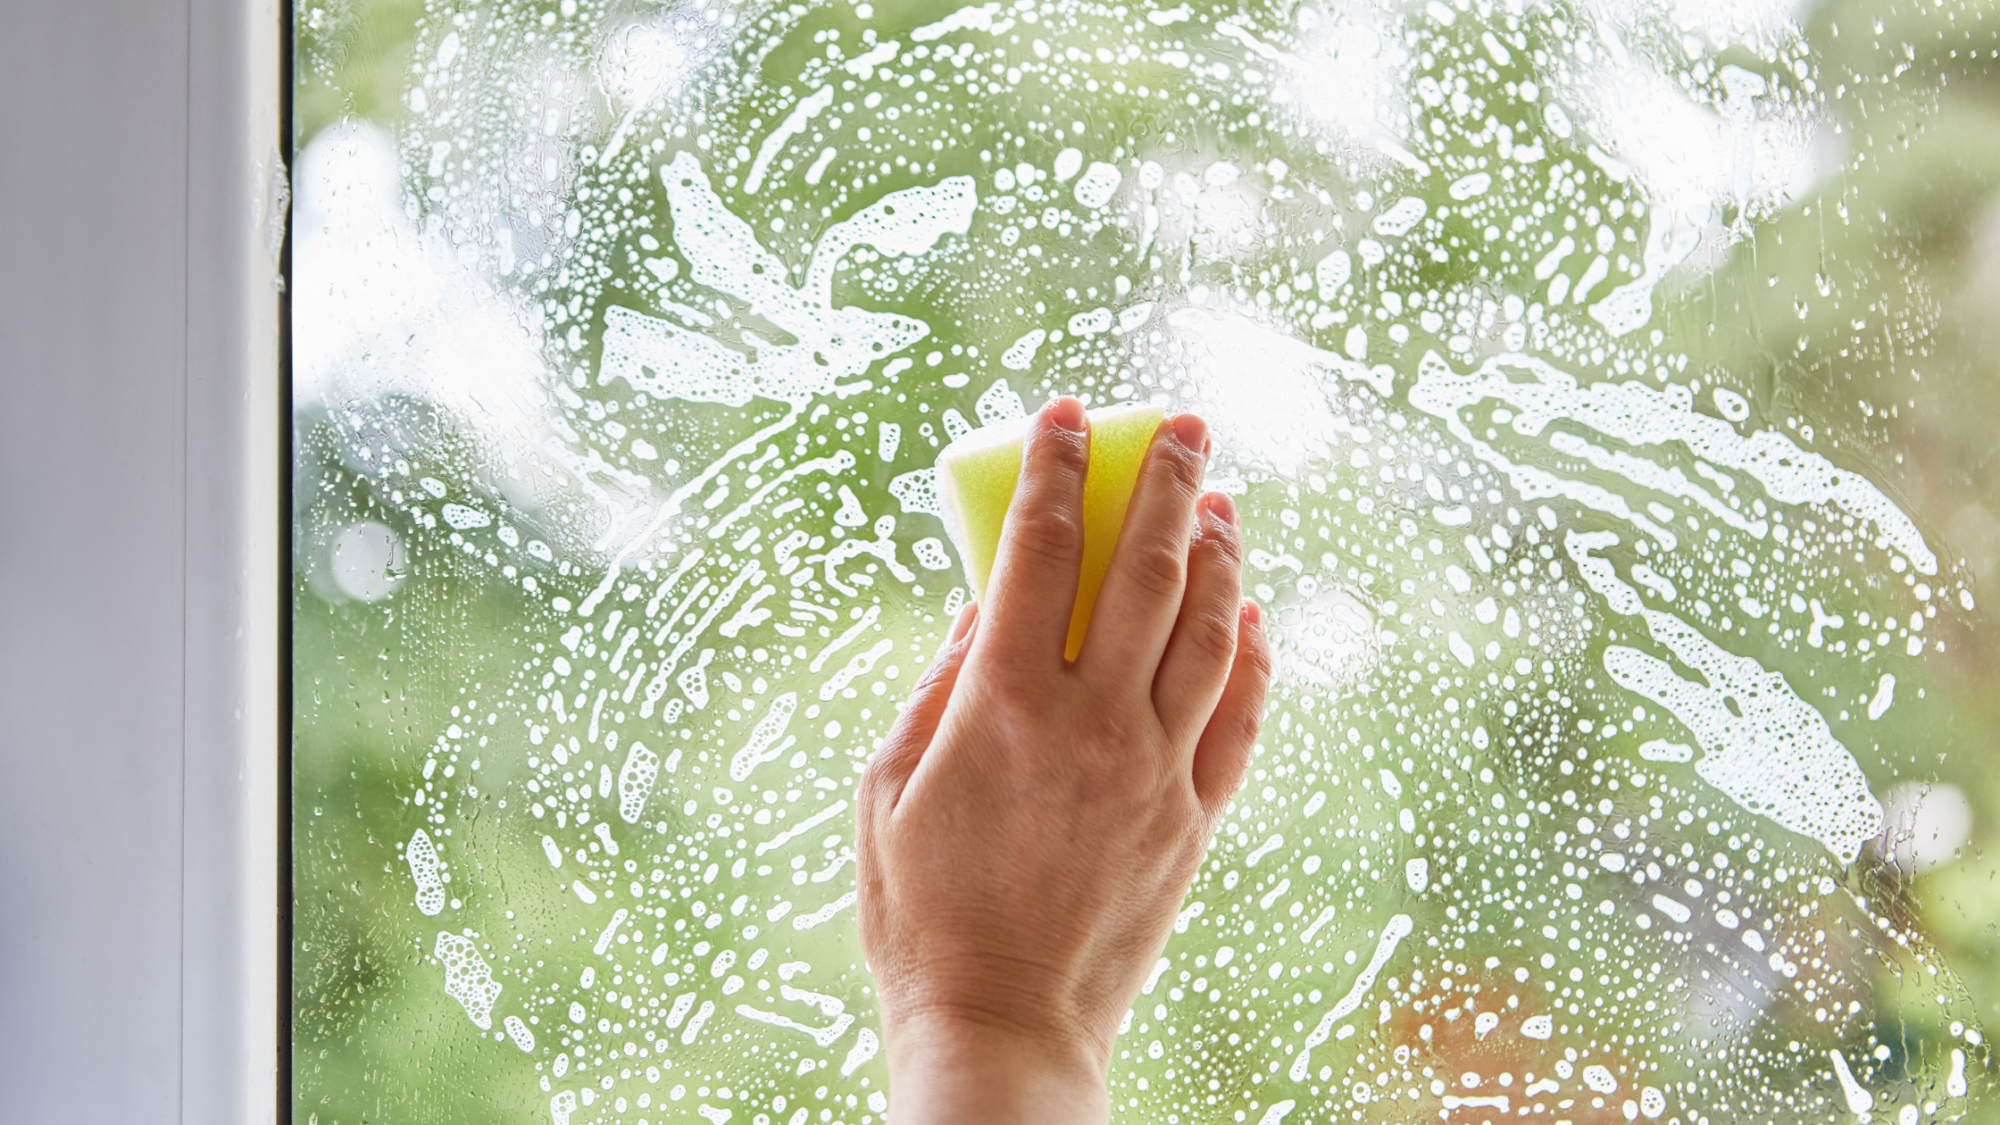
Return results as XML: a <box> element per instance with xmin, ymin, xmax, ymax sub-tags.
<box><xmin>861</xmin><ymin>603</ymin><xmax>978</xmax><ymax>813</ymax></box>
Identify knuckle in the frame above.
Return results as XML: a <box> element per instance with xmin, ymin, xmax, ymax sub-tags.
<box><xmin>1064</xmin><ymin>700</ymin><xmax>1128</xmax><ymax>744</ymax></box>
<box><xmin>1121</xmin><ymin>536</ymin><xmax>1187</xmax><ymax>599</ymax></box>
<box><xmin>855</xmin><ymin>766</ymin><xmax>887</xmax><ymax>814</ymax></box>
<box><xmin>1007</xmin><ymin>506</ymin><xmax>1085</xmax><ymax>567</ymax></box>
<box><xmin>980</xmin><ymin>652</ymin><xmax>1044</xmax><ymax>693</ymax></box>
<box><xmin>1069</xmin><ymin>748</ymin><xmax>1125</xmax><ymax>794</ymax></box>
<box><xmin>1243</xmin><ymin>629</ymin><xmax>1276</xmax><ymax>683</ymax></box>
<box><xmin>1180</xmin><ymin>819</ymin><xmax>1214</xmax><ymax>860</ymax></box>
<box><xmin>1168</xmin><ymin>438</ymin><xmax>1208</xmax><ymax>486</ymax></box>
<box><xmin>1075</xmin><ymin>748</ymin><xmax>1158</xmax><ymax>807</ymax></box>
<box><xmin>1141</xmin><ymin>441</ymin><xmax>1205</xmax><ymax>498</ymax></box>
<box><xmin>1186</xmin><ymin>606</ymin><xmax>1240</xmax><ymax>664</ymax></box>
<box><xmin>1193</xmin><ymin>518</ymin><xmax>1244</xmax><ymax>569</ymax></box>
<box><xmin>1232</xmin><ymin>703</ymin><xmax>1265</xmax><ymax>746</ymax></box>
<box><xmin>1069</xmin><ymin>708</ymin><xmax>1140</xmax><ymax>764</ymax></box>
<box><xmin>987</xmin><ymin>691</ymin><xmax>1045</xmax><ymax>731</ymax></box>
<box><xmin>858</xmin><ymin>752</ymin><xmax>892</xmax><ymax>792</ymax></box>
<box><xmin>1029</xmin><ymin>424</ymin><xmax>1091</xmax><ymax>477</ymax></box>
<box><xmin>858</xmin><ymin>737</ymin><xmax>917</xmax><ymax>797</ymax></box>
<box><xmin>912</xmin><ymin>653</ymin><xmax>958</xmax><ymax>694</ymax></box>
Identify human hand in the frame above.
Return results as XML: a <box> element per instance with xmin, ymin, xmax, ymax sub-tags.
<box><xmin>856</xmin><ymin>396</ymin><xmax>1273</xmax><ymax>1125</ymax></box>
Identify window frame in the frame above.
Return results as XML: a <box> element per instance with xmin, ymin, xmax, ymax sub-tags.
<box><xmin>186</xmin><ymin>0</ymin><xmax>286</xmax><ymax>1119</ymax></box>
<box><xmin>0</xmin><ymin>0</ymin><xmax>282</xmax><ymax>1118</ymax></box>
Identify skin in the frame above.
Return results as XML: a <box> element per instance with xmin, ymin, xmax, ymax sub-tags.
<box><xmin>857</xmin><ymin>397</ymin><xmax>1273</xmax><ymax>1125</ymax></box>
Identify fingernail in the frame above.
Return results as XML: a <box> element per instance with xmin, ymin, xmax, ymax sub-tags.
<box><xmin>1047</xmin><ymin>396</ymin><xmax>1087</xmax><ymax>433</ymax></box>
<box><xmin>1242</xmin><ymin>599</ymin><xmax>1262</xmax><ymax>627</ymax></box>
<box><xmin>1172</xmin><ymin>413</ymin><xmax>1208</xmax><ymax>453</ymax></box>
<box><xmin>1204</xmin><ymin>491</ymin><xmax>1238</xmax><ymax>527</ymax></box>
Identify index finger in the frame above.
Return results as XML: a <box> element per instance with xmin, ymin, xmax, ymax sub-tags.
<box><xmin>977</xmin><ymin>397</ymin><xmax>1092</xmax><ymax>666</ymax></box>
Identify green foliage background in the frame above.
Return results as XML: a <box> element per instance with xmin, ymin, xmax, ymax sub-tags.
<box><xmin>293</xmin><ymin>0</ymin><xmax>2000</xmax><ymax>1121</ymax></box>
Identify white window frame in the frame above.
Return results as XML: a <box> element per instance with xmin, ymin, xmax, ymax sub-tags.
<box><xmin>0</xmin><ymin>1</ymin><xmax>281</xmax><ymax>1120</ymax></box>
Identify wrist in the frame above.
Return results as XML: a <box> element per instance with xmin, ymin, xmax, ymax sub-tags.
<box><xmin>883</xmin><ymin>1013</ymin><xmax>1111</xmax><ymax>1125</ymax></box>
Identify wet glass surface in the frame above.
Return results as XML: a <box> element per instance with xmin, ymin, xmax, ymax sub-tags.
<box><xmin>293</xmin><ymin>1</ymin><xmax>2000</xmax><ymax>1121</ymax></box>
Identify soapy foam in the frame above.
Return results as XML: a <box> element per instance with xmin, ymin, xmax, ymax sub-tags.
<box><xmin>295</xmin><ymin>2</ymin><xmax>1988</xmax><ymax>1120</ymax></box>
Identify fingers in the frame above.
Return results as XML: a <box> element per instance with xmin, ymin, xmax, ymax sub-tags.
<box><xmin>979</xmin><ymin>398</ymin><xmax>1091</xmax><ymax>666</ymax></box>
<box><xmin>860</xmin><ymin>603</ymin><xmax>978</xmax><ymax>814</ymax></box>
<box><xmin>1076</xmin><ymin>415</ymin><xmax>1211</xmax><ymax>686</ymax></box>
<box><xmin>1191</xmin><ymin>601</ymin><xmax>1272</xmax><ymax>816</ymax></box>
<box><xmin>1151</xmin><ymin>492</ymin><xmax>1245</xmax><ymax>741</ymax></box>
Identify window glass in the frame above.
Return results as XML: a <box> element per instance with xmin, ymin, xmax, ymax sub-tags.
<box><xmin>293</xmin><ymin>1</ymin><xmax>1998</xmax><ymax>1121</ymax></box>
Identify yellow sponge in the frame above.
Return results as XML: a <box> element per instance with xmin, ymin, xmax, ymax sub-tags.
<box><xmin>936</xmin><ymin>403</ymin><xmax>1167</xmax><ymax>659</ymax></box>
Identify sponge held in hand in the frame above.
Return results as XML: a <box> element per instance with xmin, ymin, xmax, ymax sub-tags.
<box><xmin>934</xmin><ymin>403</ymin><xmax>1167</xmax><ymax>660</ymax></box>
